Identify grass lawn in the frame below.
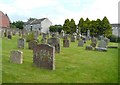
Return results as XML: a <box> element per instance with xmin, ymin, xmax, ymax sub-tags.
<box><xmin>1</xmin><ymin>35</ymin><xmax>119</xmax><ymax>83</ymax></box>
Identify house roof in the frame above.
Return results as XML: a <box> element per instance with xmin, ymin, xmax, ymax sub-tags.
<box><xmin>0</xmin><ymin>11</ymin><xmax>10</xmax><ymax>28</ymax></box>
<box><xmin>24</xmin><ymin>18</ymin><xmax>46</xmax><ymax>25</ymax></box>
<box><xmin>111</xmin><ymin>23</ymin><xmax>120</xmax><ymax>27</ymax></box>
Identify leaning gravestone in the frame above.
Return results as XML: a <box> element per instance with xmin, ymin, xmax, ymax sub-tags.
<box><xmin>10</xmin><ymin>50</ymin><xmax>23</xmax><ymax>64</ymax></box>
<box><xmin>28</xmin><ymin>40</ymin><xmax>38</xmax><ymax>49</ymax></box>
<box><xmin>90</xmin><ymin>37</ymin><xmax>97</xmax><ymax>48</ymax></box>
<box><xmin>33</xmin><ymin>44</ymin><xmax>55</xmax><ymax>70</ymax></box>
<box><xmin>78</xmin><ymin>39</ymin><xmax>84</xmax><ymax>47</ymax></box>
<box><xmin>47</xmin><ymin>36</ymin><xmax>60</xmax><ymax>53</ymax></box>
<box><xmin>18</xmin><ymin>38</ymin><xmax>26</xmax><ymax>49</ymax></box>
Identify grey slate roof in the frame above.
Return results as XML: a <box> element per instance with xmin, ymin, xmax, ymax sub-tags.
<box><xmin>24</xmin><ymin>18</ymin><xmax>46</xmax><ymax>25</ymax></box>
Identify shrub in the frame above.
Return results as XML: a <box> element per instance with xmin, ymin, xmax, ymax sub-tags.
<box><xmin>108</xmin><ymin>35</ymin><xmax>118</xmax><ymax>43</ymax></box>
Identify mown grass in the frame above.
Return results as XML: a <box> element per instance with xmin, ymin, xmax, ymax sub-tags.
<box><xmin>1</xmin><ymin>35</ymin><xmax>118</xmax><ymax>83</ymax></box>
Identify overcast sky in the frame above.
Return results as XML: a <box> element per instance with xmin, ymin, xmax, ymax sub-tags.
<box><xmin>0</xmin><ymin>0</ymin><xmax>119</xmax><ymax>25</ymax></box>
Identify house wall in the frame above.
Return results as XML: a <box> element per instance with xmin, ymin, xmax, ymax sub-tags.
<box><xmin>24</xmin><ymin>24</ymin><xmax>41</xmax><ymax>31</ymax></box>
<box><xmin>41</xmin><ymin>18</ymin><xmax>52</xmax><ymax>33</ymax></box>
<box><xmin>112</xmin><ymin>27</ymin><xmax>120</xmax><ymax>36</ymax></box>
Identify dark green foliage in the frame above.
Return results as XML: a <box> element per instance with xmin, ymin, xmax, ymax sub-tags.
<box><xmin>108</xmin><ymin>35</ymin><xmax>119</xmax><ymax>43</ymax></box>
<box><xmin>70</xmin><ymin>19</ymin><xmax>76</xmax><ymax>34</ymax></box>
<box><xmin>63</xmin><ymin>19</ymin><xmax>76</xmax><ymax>34</ymax></box>
<box><xmin>63</xmin><ymin>19</ymin><xmax>71</xmax><ymax>34</ymax></box>
<box><xmin>49</xmin><ymin>25</ymin><xmax>63</xmax><ymax>33</ymax></box>
<box><xmin>78</xmin><ymin>17</ymin><xmax>84</xmax><ymax>34</ymax></box>
<box><xmin>77</xmin><ymin>16</ymin><xmax>112</xmax><ymax>37</ymax></box>
<box><xmin>10</xmin><ymin>21</ymin><xmax>24</xmax><ymax>29</ymax></box>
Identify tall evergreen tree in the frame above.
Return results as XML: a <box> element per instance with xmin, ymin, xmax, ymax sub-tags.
<box><xmin>70</xmin><ymin>19</ymin><xmax>76</xmax><ymax>34</ymax></box>
<box><xmin>63</xmin><ymin>19</ymin><xmax>70</xmax><ymax>34</ymax></box>
<box><xmin>78</xmin><ymin>17</ymin><xmax>84</xmax><ymax>34</ymax></box>
<box><xmin>102</xmin><ymin>16</ymin><xmax>112</xmax><ymax>37</ymax></box>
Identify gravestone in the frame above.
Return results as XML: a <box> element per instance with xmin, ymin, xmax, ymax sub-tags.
<box><xmin>82</xmin><ymin>37</ymin><xmax>86</xmax><ymax>43</ymax></box>
<box><xmin>71</xmin><ymin>35</ymin><xmax>76</xmax><ymax>42</ymax></box>
<box><xmin>18</xmin><ymin>38</ymin><xmax>26</xmax><ymax>49</ymax></box>
<box><xmin>85</xmin><ymin>46</ymin><xmax>93</xmax><ymax>50</ymax></box>
<box><xmin>90</xmin><ymin>37</ymin><xmax>97</xmax><ymax>47</ymax></box>
<box><xmin>98</xmin><ymin>40</ymin><xmax>107</xmax><ymax>48</ymax></box>
<box><xmin>63</xmin><ymin>39</ymin><xmax>70</xmax><ymax>47</ymax></box>
<box><xmin>76</xmin><ymin>35</ymin><xmax>80</xmax><ymax>40</ymax></box>
<box><xmin>33</xmin><ymin>44</ymin><xmax>55</xmax><ymax>70</ymax></box>
<box><xmin>95</xmin><ymin>39</ymin><xmax>107</xmax><ymax>52</ymax></box>
<box><xmin>78</xmin><ymin>39</ymin><xmax>84</xmax><ymax>47</ymax></box>
<box><xmin>34</xmin><ymin>31</ymin><xmax>39</xmax><ymax>40</ymax></box>
<box><xmin>10</xmin><ymin>50</ymin><xmax>23</xmax><ymax>64</ymax></box>
<box><xmin>7</xmin><ymin>31</ymin><xmax>12</xmax><ymax>39</ymax></box>
<box><xmin>28</xmin><ymin>40</ymin><xmax>38</xmax><ymax>49</ymax></box>
<box><xmin>104</xmin><ymin>37</ymin><xmax>110</xmax><ymax>45</ymax></box>
<box><xmin>60</xmin><ymin>30</ymin><xmax>64</xmax><ymax>38</ymax></box>
<box><xmin>47</xmin><ymin>37</ymin><xmax>60</xmax><ymax>53</ymax></box>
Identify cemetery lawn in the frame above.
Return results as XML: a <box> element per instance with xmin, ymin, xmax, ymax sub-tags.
<box><xmin>2</xmin><ymin>35</ymin><xmax>118</xmax><ymax>83</ymax></box>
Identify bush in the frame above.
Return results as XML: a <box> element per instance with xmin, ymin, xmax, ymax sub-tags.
<box><xmin>108</xmin><ymin>35</ymin><xmax>118</xmax><ymax>43</ymax></box>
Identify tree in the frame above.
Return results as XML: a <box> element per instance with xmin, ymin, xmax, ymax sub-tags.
<box><xmin>70</xmin><ymin>19</ymin><xmax>76</xmax><ymax>34</ymax></box>
<box><xmin>15</xmin><ymin>21</ymin><xmax>24</xmax><ymax>29</ymax></box>
<box><xmin>49</xmin><ymin>25</ymin><xmax>63</xmax><ymax>33</ymax></box>
<box><xmin>78</xmin><ymin>17</ymin><xmax>84</xmax><ymax>34</ymax></box>
<box><xmin>102</xmin><ymin>16</ymin><xmax>112</xmax><ymax>37</ymax></box>
<box><xmin>49</xmin><ymin>25</ymin><xmax>56</xmax><ymax>32</ymax></box>
<box><xmin>63</xmin><ymin>19</ymin><xmax>71</xmax><ymax>34</ymax></box>
<box><xmin>89</xmin><ymin>20</ymin><xmax>97</xmax><ymax>37</ymax></box>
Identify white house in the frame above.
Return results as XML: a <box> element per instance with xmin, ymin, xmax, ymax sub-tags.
<box><xmin>23</xmin><ymin>18</ymin><xmax>52</xmax><ymax>33</ymax></box>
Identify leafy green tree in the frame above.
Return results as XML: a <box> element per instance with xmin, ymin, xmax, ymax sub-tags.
<box><xmin>49</xmin><ymin>25</ymin><xmax>63</xmax><ymax>33</ymax></box>
<box><xmin>63</xmin><ymin>19</ymin><xmax>71</xmax><ymax>34</ymax></box>
<box><xmin>70</xmin><ymin>19</ymin><xmax>76</xmax><ymax>34</ymax></box>
<box><xmin>49</xmin><ymin>25</ymin><xmax>56</xmax><ymax>32</ymax></box>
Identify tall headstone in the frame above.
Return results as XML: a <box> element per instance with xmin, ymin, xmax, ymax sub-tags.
<box><xmin>10</xmin><ymin>50</ymin><xmax>23</xmax><ymax>64</ymax></box>
<box><xmin>18</xmin><ymin>38</ymin><xmax>26</xmax><ymax>49</ymax></box>
<box><xmin>33</xmin><ymin>44</ymin><xmax>55</xmax><ymax>70</ymax></box>
<box><xmin>47</xmin><ymin>37</ymin><xmax>60</xmax><ymax>53</ymax></box>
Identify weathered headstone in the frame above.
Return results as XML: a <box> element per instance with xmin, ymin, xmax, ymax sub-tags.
<box><xmin>104</xmin><ymin>37</ymin><xmax>110</xmax><ymax>45</ymax></box>
<box><xmin>63</xmin><ymin>39</ymin><xmax>70</xmax><ymax>47</ymax></box>
<box><xmin>28</xmin><ymin>40</ymin><xmax>38</xmax><ymax>49</ymax></box>
<box><xmin>98</xmin><ymin>40</ymin><xmax>107</xmax><ymax>48</ymax></box>
<box><xmin>90</xmin><ymin>37</ymin><xmax>97</xmax><ymax>47</ymax></box>
<box><xmin>78</xmin><ymin>39</ymin><xmax>84</xmax><ymax>47</ymax></box>
<box><xmin>71</xmin><ymin>35</ymin><xmax>76</xmax><ymax>42</ymax></box>
<box><xmin>76</xmin><ymin>35</ymin><xmax>80</xmax><ymax>40</ymax></box>
<box><xmin>47</xmin><ymin>37</ymin><xmax>60</xmax><ymax>53</ymax></box>
<box><xmin>95</xmin><ymin>40</ymin><xmax>107</xmax><ymax>52</ymax></box>
<box><xmin>33</xmin><ymin>44</ymin><xmax>55</xmax><ymax>70</ymax></box>
<box><xmin>7</xmin><ymin>31</ymin><xmax>12</xmax><ymax>39</ymax></box>
<box><xmin>10</xmin><ymin>50</ymin><xmax>23</xmax><ymax>64</ymax></box>
<box><xmin>85</xmin><ymin>46</ymin><xmax>93</xmax><ymax>50</ymax></box>
<box><xmin>18</xmin><ymin>38</ymin><xmax>26</xmax><ymax>49</ymax></box>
